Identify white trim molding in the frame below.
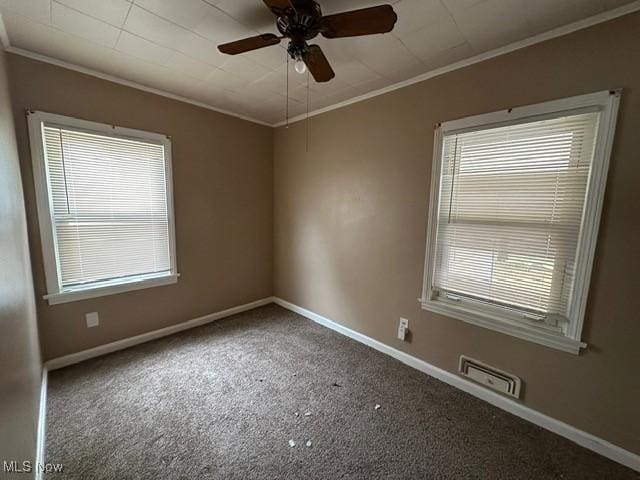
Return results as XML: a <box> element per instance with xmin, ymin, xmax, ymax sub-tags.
<box><xmin>44</xmin><ymin>297</ymin><xmax>273</xmax><ymax>370</ymax></box>
<box><xmin>274</xmin><ymin>2</ymin><xmax>640</xmax><ymax>127</ymax></box>
<box><xmin>5</xmin><ymin>47</ymin><xmax>272</xmax><ymax>128</ymax></box>
<box><xmin>1</xmin><ymin>2</ymin><xmax>638</xmax><ymax>128</ymax></box>
<box><xmin>44</xmin><ymin>273</ymin><xmax>180</xmax><ymax>306</ymax></box>
<box><xmin>419</xmin><ymin>90</ymin><xmax>621</xmax><ymax>354</ymax></box>
<box><xmin>35</xmin><ymin>367</ymin><xmax>48</xmax><ymax>480</ymax></box>
<box><xmin>272</xmin><ymin>297</ymin><xmax>640</xmax><ymax>473</ymax></box>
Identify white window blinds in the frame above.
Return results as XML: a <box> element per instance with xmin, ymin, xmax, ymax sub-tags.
<box><xmin>42</xmin><ymin>125</ymin><xmax>171</xmax><ymax>290</ymax></box>
<box><xmin>432</xmin><ymin>111</ymin><xmax>600</xmax><ymax>324</ymax></box>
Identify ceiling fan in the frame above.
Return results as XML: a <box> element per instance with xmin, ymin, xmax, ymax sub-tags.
<box><xmin>217</xmin><ymin>0</ymin><xmax>398</xmax><ymax>83</ymax></box>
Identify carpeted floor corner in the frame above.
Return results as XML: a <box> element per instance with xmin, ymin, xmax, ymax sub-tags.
<box><xmin>44</xmin><ymin>304</ymin><xmax>638</xmax><ymax>479</ymax></box>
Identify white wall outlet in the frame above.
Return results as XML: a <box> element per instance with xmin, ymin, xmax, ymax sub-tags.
<box><xmin>398</xmin><ymin>318</ymin><xmax>409</xmax><ymax>341</ymax></box>
<box><xmin>85</xmin><ymin>312</ymin><xmax>99</xmax><ymax>328</ymax></box>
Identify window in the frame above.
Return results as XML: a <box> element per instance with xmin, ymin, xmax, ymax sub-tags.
<box><xmin>28</xmin><ymin>111</ymin><xmax>178</xmax><ymax>305</ymax></box>
<box><xmin>421</xmin><ymin>91</ymin><xmax>620</xmax><ymax>354</ymax></box>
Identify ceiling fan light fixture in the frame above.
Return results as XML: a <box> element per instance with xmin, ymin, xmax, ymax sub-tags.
<box><xmin>294</xmin><ymin>58</ymin><xmax>307</xmax><ymax>74</ymax></box>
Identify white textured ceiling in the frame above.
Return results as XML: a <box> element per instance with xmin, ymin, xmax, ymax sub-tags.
<box><xmin>0</xmin><ymin>0</ymin><xmax>635</xmax><ymax>125</ymax></box>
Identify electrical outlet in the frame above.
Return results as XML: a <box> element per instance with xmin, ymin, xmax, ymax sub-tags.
<box><xmin>85</xmin><ymin>312</ymin><xmax>99</xmax><ymax>328</ymax></box>
<box><xmin>398</xmin><ymin>318</ymin><xmax>409</xmax><ymax>341</ymax></box>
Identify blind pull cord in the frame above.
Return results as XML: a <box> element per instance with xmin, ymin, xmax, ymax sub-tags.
<box><xmin>447</xmin><ymin>136</ymin><xmax>459</xmax><ymax>224</ymax></box>
<box><xmin>58</xmin><ymin>129</ymin><xmax>71</xmax><ymax>215</ymax></box>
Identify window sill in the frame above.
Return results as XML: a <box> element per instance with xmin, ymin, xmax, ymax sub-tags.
<box><xmin>420</xmin><ymin>298</ymin><xmax>587</xmax><ymax>354</ymax></box>
<box><xmin>44</xmin><ymin>273</ymin><xmax>179</xmax><ymax>305</ymax></box>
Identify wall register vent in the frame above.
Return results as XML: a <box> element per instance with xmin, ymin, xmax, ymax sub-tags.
<box><xmin>459</xmin><ymin>356</ymin><xmax>521</xmax><ymax>398</ymax></box>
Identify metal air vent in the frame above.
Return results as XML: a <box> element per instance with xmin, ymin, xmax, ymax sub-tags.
<box><xmin>459</xmin><ymin>356</ymin><xmax>521</xmax><ymax>398</ymax></box>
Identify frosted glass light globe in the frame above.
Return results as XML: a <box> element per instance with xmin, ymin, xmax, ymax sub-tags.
<box><xmin>294</xmin><ymin>59</ymin><xmax>307</xmax><ymax>74</ymax></box>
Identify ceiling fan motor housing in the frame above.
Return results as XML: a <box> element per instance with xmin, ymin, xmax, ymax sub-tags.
<box><xmin>277</xmin><ymin>1</ymin><xmax>323</xmax><ymax>58</ymax></box>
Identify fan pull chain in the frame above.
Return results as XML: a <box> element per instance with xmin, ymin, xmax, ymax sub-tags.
<box><xmin>306</xmin><ymin>68</ymin><xmax>310</xmax><ymax>153</ymax></box>
<box><xmin>285</xmin><ymin>49</ymin><xmax>289</xmax><ymax>129</ymax></box>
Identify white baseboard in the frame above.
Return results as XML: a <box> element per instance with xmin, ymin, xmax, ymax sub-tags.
<box><xmin>273</xmin><ymin>297</ymin><xmax>640</xmax><ymax>473</ymax></box>
<box><xmin>35</xmin><ymin>367</ymin><xmax>48</xmax><ymax>480</ymax></box>
<box><xmin>44</xmin><ymin>297</ymin><xmax>274</xmax><ymax>371</ymax></box>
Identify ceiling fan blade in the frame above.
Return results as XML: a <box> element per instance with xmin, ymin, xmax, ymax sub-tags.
<box><xmin>321</xmin><ymin>5</ymin><xmax>397</xmax><ymax>38</ymax></box>
<box><xmin>262</xmin><ymin>0</ymin><xmax>291</xmax><ymax>16</ymax></box>
<box><xmin>289</xmin><ymin>0</ymin><xmax>320</xmax><ymax>16</ymax></box>
<box><xmin>218</xmin><ymin>34</ymin><xmax>281</xmax><ymax>55</ymax></box>
<box><xmin>303</xmin><ymin>45</ymin><xmax>335</xmax><ymax>83</ymax></box>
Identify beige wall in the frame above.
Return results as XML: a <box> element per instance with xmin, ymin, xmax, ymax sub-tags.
<box><xmin>0</xmin><ymin>47</ymin><xmax>42</xmax><ymax>472</ymax></box>
<box><xmin>8</xmin><ymin>54</ymin><xmax>274</xmax><ymax>360</ymax></box>
<box><xmin>274</xmin><ymin>13</ymin><xmax>640</xmax><ymax>454</ymax></box>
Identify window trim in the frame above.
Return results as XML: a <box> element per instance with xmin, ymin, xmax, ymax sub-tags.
<box><xmin>27</xmin><ymin>111</ymin><xmax>179</xmax><ymax>305</ymax></box>
<box><xmin>420</xmin><ymin>90</ymin><xmax>621</xmax><ymax>354</ymax></box>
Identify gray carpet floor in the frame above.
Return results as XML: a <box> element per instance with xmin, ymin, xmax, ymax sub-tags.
<box><xmin>45</xmin><ymin>304</ymin><xmax>638</xmax><ymax>479</ymax></box>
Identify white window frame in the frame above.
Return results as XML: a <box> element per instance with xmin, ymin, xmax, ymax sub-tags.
<box><xmin>420</xmin><ymin>90</ymin><xmax>621</xmax><ymax>354</ymax></box>
<box><xmin>28</xmin><ymin>111</ymin><xmax>179</xmax><ymax>305</ymax></box>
